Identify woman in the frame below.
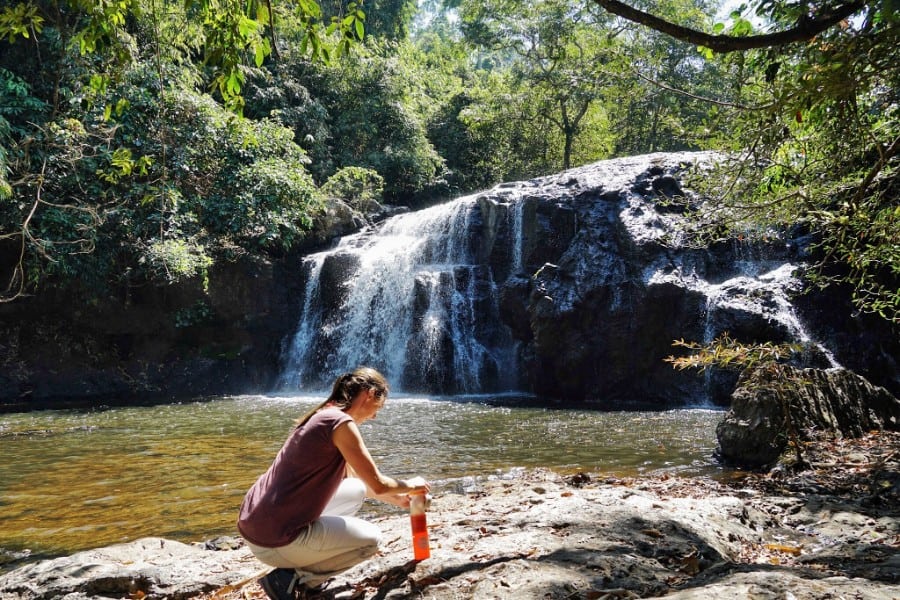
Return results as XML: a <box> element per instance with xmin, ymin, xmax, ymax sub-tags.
<box><xmin>238</xmin><ymin>367</ymin><xmax>431</xmax><ymax>600</ymax></box>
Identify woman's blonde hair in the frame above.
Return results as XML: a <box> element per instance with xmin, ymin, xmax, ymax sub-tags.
<box><xmin>294</xmin><ymin>366</ymin><xmax>389</xmax><ymax>428</ymax></box>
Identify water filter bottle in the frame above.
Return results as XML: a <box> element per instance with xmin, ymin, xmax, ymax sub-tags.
<box><xmin>409</xmin><ymin>492</ymin><xmax>430</xmax><ymax>560</ymax></box>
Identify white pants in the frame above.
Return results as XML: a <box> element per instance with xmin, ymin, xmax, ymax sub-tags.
<box><xmin>245</xmin><ymin>478</ymin><xmax>381</xmax><ymax>587</ymax></box>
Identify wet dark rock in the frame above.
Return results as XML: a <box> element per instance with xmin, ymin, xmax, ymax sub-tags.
<box><xmin>0</xmin><ymin>254</ymin><xmax>297</xmax><ymax>410</ymax></box>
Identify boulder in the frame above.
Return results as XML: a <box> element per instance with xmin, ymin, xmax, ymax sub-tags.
<box><xmin>716</xmin><ymin>366</ymin><xmax>900</xmax><ymax>468</ymax></box>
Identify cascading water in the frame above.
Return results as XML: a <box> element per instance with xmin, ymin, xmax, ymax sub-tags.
<box><xmin>278</xmin><ymin>195</ymin><xmax>519</xmax><ymax>394</ymax></box>
<box><xmin>701</xmin><ymin>262</ymin><xmax>840</xmax><ymax>365</ymax></box>
<box><xmin>279</xmin><ymin>152</ymin><xmax>850</xmax><ymax>404</ymax></box>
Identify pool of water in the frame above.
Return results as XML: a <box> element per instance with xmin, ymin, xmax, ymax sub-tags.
<box><xmin>0</xmin><ymin>394</ymin><xmax>724</xmax><ymax>566</ymax></box>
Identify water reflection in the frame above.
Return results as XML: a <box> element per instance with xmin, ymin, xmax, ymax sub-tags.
<box><xmin>0</xmin><ymin>395</ymin><xmax>723</xmax><ymax>565</ymax></box>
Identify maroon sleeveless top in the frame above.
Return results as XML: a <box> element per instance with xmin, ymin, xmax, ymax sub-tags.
<box><xmin>237</xmin><ymin>407</ymin><xmax>352</xmax><ymax>547</ymax></box>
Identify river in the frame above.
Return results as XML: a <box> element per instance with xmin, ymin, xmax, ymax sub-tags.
<box><xmin>0</xmin><ymin>395</ymin><xmax>723</xmax><ymax>568</ymax></box>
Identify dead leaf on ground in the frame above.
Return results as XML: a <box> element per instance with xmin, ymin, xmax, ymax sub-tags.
<box><xmin>765</xmin><ymin>543</ymin><xmax>802</xmax><ymax>556</ymax></box>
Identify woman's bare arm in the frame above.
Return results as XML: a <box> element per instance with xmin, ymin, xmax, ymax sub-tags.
<box><xmin>332</xmin><ymin>420</ymin><xmax>429</xmax><ymax>496</ymax></box>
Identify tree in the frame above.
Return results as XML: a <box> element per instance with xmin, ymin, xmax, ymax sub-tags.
<box><xmin>604</xmin><ymin>0</ymin><xmax>725</xmax><ymax>155</ymax></box>
<box><xmin>0</xmin><ymin>0</ymin><xmax>361</xmax><ymax>301</ymax></box>
<box><xmin>459</xmin><ymin>0</ymin><xmax>620</xmax><ymax>170</ymax></box>
<box><xmin>593</xmin><ymin>0</ymin><xmax>899</xmax><ymax>323</ymax></box>
<box><xmin>320</xmin><ymin>0</ymin><xmax>417</xmax><ymax>41</ymax></box>
<box><xmin>308</xmin><ymin>41</ymin><xmax>445</xmax><ymax>204</ymax></box>
<box><xmin>592</xmin><ymin>0</ymin><xmax>867</xmax><ymax>52</ymax></box>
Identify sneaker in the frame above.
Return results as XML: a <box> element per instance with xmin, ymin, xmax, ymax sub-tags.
<box><xmin>258</xmin><ymin>568</ymin><xmax>299</xmax><ymax>600</ymax></box>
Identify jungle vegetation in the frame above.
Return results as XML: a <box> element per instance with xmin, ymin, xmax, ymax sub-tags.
<box><xmin>0</xmin><ymin>0</ymin><xmax>896</xmax><ymax>324</ymax></box>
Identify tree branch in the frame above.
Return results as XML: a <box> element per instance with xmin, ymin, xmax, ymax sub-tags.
<box><xmin>591</xmin><ymin>0</ymin><xmax>866</xmax><ymax>53</ymax></box>
<box><xmin>852</xmin><ymin>134</ymin><xmax>900</xmax><ymax>207</ymax></box>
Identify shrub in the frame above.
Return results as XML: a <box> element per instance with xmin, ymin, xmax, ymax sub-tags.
<box><xmin>320</xmin><ymin>166</ymin><xmax>384</xmax><ymax>210</ymax></box>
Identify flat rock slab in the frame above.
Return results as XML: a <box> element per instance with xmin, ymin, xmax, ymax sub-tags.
<box><xmin>0</xmin><ymin>537</ymin><xmax>261</xmax><ymax>600</ymax></box>
<box><xmin>3</xmin><ymin>463</ymin><xmax>899</xmax><ymax>600</ymax></box>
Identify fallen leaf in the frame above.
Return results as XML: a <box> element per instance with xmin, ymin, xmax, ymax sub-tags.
<box><xmin>765</xmin><ymin>543</ymin><xmax>802</xmax><ymax>556</ymax></box>
<box><xmin>679</xmin><ymin>554</ymin><xmax>700</xmax><ymax>575</ymax></box>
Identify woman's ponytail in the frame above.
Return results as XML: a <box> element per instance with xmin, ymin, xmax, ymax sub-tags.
<box><xmin>293</xmin><ymin>366</ymin><xmax>388</xmax><ymax>428</ymax></box>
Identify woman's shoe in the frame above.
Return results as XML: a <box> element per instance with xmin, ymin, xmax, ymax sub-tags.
<box><xmin>258</xmin><ymin>568</ymin><xmax>300</xmax><ymax>600</ymax></box>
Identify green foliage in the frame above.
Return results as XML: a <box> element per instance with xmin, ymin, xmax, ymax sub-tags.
<box><xmin>0</xmin><ymin>68</ymin><xmax>48</xmax><ymax>199</ymax></box>
<box><xmin>145</xmin><ymin>239</ymin><xmax>212</xmax><ymax>286</ymax></box>
<box><xmin>681</xmin><ymin>0</ymin><xmax>900</xmax><ymax>323</ymax></box>
<box><xmin>320</xmin><ymin>166</ymin><xmax>384</xmax><ymax>208</ymax></box>
<box><xmin>199</xmin><ymin>0</ymin><xmax>271</xmax><ymax>113</ymax></box>
<box><xmin>0</xmin><ymin>53</ymin><xmax>327</xmax><ymax>299</ymax></box>
<box><xmin>211</xmin><ymin>155</ymin><xmax>321</xmax><ymax>251</ymax></box>
<box><xmin>456</xmin><ymin>0</ymin><xmax>725</xmax><ymax>173</ymax></box>
<box><xmin>610</xmin><ymin>0</ymin><xmax>726</xmax><ymax>155</ymax></box>
<box><xmin>448</xmin><ymin>77</ymin><xmax>556</xmax><ymax>183</ymax></box>
<box><xmin>666</xmin><ymin>332</ymin><xmax>803</xmax><ymax>373</ymax></box>
<box><xmin>319</xmin><ymin>0</ymin><xmax>415</xmax><ymax>41</ymax></box>
<box><xmin>458</xmin><ymin>0</ymin><xmax>612</xmax><ymax>170</ymax></box>
<box><xmin>313</xmin><ymin>41</ymin><xmax>444</xmax><ymax>203</ymax></box>
<box><xmin>173</xmin><ymin>299</ymin><xmax>213</xmax><ymax>327</ymax></box>
<box><xmin>242</xmin><ymin>63</ymin><xmax>331</xmax><ymax>174</ymax></box>
<box><xmin>0</xmin><ymin>2</ymin><xmax>43</xmax><ymax>42</ymax></box>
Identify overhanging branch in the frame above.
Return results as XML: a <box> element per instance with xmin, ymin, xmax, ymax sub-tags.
<box><xmin>591</xmin><ymin>0</ymin><xmax>866</xmax><ymax>52</ymax></box>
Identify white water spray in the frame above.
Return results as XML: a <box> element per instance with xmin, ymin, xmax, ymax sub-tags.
<box><xmin>279</xmin><ymin>194</ymin><xmax>517</xmax><ymax>393</ymax></box>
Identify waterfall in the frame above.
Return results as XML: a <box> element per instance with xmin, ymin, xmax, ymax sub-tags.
<box><xmin>278</xmin><ymin>152</ymin><xmax>850</xmax><ymax>404</ymax></box>
<box><xmin>509</xmin><ymin>199</ymin><xmax>525</xmax><ymax>274</ymax></box>
<box><xmin>701</xmin><ymin>262</ymin><xmax>841</xmax><ymax>366</ymax></box>
<box><xmin>278</xmin><ymin>195</ymin><xmax>518</xmax><ymax>394</ymax></box>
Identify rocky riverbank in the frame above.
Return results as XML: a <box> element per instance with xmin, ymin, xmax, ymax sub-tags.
<box><xmin>2</xmin><ymin>432</ymin><xmax>898</xmax><ymax>600</ymax></box>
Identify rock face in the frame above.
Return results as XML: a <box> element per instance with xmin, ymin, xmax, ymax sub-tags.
<box><xmin>3</xmin><ymin>152</ymin><xmax>898</xmax><ymax>408</ymax></box>
<box><xmin>278</xmin><ymin>151</ymin><xmax>898</xmax><ymax>404</ymax></box>
<box><xmin>487</xmin><ymin>156</ymin><xmax>898</xmax><ymax>404</ymax></box>
<box><xmin>497</xmin><ymin>157</ymin><xmax>900</xmax><ymax>403</ymax></box>
<box><xmin>0</xmin><ymin>199</ymin><xmax>381</xmax><ymax>410</ymax></box>
<box><xmin>0</xmin><ymin>254</ymin><xmax>300</xmax><ymax>409</ymax></box>
<box><xmin>716</xmin><ymin>366</ymin><xmax>900</xmax><ymax>468</ymax></box>
<box><xmin>280</xmin><ymin>152</ymin><xmax>822</xmax><ymax>403</ymax></box>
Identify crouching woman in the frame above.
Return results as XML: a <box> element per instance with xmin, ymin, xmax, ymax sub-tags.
<box><xmin>237</xmin><ymin>367</ymin><xmax>431</xmax><ymax>599</ymax></box>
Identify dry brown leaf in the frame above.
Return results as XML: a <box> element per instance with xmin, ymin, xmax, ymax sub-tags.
<box><xmin>679</xmin><ymin>554</ymin><xmax>700</xmax><ymax>575</ymax></box>
<box><xmin>765</xmin><ymin>543</ymin><xmax>802</xmax><ymax>556</ymax></box>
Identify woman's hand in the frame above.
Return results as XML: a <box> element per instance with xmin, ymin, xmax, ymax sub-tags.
<box><xmin>403</xmin><ymin>476</ymin><xmax>431</xmax><ymax>495</ymax></box>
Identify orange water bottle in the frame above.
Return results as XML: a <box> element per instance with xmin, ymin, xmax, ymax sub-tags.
<box><xmin>409</xmin><ymin>492</ymin><xmax>430</xmax><ymax>561</ymax></box>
